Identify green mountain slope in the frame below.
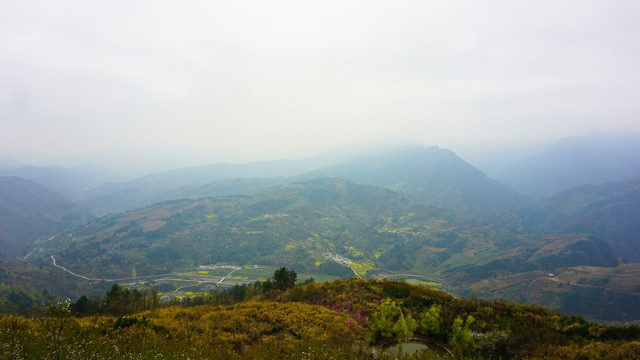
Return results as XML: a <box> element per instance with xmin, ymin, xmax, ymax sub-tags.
<box><xmin>29</xmin><ymin>178</ymin><xmax>632</xmax><ymax>320</ymax></box>
<box><xmin>34</xmin><ymin>178</ymin><xmax>461</xmax><ymax>277</ymax></box>
<box><xmin>317</xmin><ymin>145</ymin><xmax>532</xmax><ymax>215</ymax></box>
<box><xmin>0</xmin><ymin>176</ymin><xmax>94</xmax><ymax>257</ymax></box>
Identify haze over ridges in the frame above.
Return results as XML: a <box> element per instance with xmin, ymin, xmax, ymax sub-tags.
<box><xmin>2</xmin><ymin>1</ymin><xmax>640</xmax><ymax>165</ymax></box>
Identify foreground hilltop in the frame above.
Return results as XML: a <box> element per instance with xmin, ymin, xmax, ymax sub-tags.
<box><xmin>1</xmin><ymin>278</ymin><xmax>638</xmax><ymax>359</ymax></box>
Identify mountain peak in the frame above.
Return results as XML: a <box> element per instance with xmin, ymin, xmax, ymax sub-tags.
<box><xmin>319</xmin><ymin>146</ymin><xmax>531</xmax><ymax>215</ymax></box>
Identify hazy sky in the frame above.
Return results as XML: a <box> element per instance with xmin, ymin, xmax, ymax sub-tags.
<box><xmin>1</xmin><ymin>0</ymin><xmax>640</xmax><ymax>163</ymax></box>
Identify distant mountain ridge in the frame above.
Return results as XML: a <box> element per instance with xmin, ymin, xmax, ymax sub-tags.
<box><xmin>74</xmin><ymin>142</ymin><xmax>407</xmax><ymax>215</ymax></box>
<box><xmin>77</xmin><ymin>177</ymin><xmax>290</xmax><ymax>216</ymax></box>
<box><xmin>0</xmin><ymin>165</ymin><xmax>119</xmax><ymax>199</ymax></box>
<box><xmin>78</xmin><ymin>144</ymin><xmax>532</xmax><ymax>217</ymax></box>
<box><xmin>498</xmin><ymin>132</ymin><xmax>640</xmax><ymax>199</ymax></box>
<box><xmin>316</xmin><ymin>145</ymin><xmax>533</xmax><ymax>215</ymax></box>
<box><xmin>0</xmin><ymin>176</ymin><xmax>94</xmax><ymax>257</ymax></box>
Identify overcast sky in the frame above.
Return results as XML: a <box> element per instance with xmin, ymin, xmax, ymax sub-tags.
<box><xmin>1</xmin><ymin>0</ymin><xmax>640</xmax><ymax>164</ymax></box>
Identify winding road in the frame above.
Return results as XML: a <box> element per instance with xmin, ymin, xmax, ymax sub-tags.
<box><xmin>52</xmin><ymin>255</ymin><xmax>176</xmax><ymax>282</ymax></box>
<box><xmin>50</xmin><ymin>255</ymin><xmax>253</xmax><ymax>291</ymax></box>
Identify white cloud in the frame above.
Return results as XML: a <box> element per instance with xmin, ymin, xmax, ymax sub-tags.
<box><xmin>1</xmin><ymin>0</ymin><xmax>639</xmax><ymax>161</ymax></box>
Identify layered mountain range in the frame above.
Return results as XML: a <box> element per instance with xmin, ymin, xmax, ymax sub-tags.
<box><xmin>2</xmin><ymin>135</ymin><xmax>640</xmax><ymax>322</ymax></box>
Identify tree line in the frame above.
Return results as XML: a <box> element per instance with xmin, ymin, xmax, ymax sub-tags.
<box><xmin>69</xmin><ymin>267</ymin><xmax>300</xmax><ymax>316</ymax></box>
